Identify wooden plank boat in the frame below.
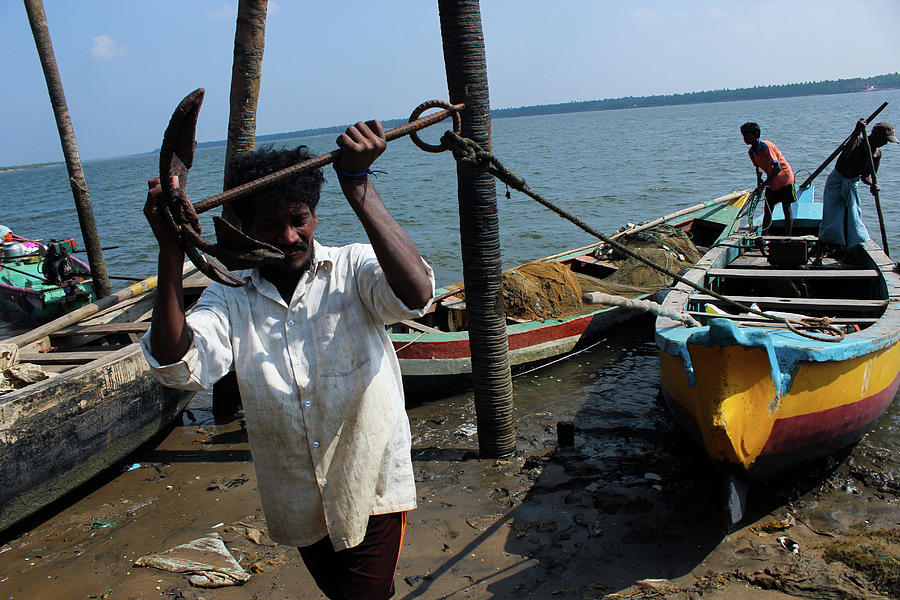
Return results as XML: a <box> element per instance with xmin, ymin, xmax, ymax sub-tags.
<box><xmin>654</xmin><ymin>185</ymin><xmax>899</xmax><ymax>518</ymax></box>
<box><xmin>0</xmin><ymin>263</ymin><xmax>209</xmax><ymax>533</ymax></box>
<box><xmin>0</xmin><ymin>231</ymin><xmax>96</xmax><ymax>322</ymax></box>
<box><xmin>391</xmin><ymin>190</ymin><xmax>752</xmax><ymax>398</ymax></box>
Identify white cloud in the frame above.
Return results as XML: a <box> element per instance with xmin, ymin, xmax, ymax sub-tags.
<box><xmin>90</xmin><ymin>35</ymin><xmax>126</xmax><ymax>60</ymax></box>
<box><xmin>208</xmin><ymin>3</ymin><xmax>237</xmax><ymax>19</ymax></box>
<box><xmin>631</xmin><ymin>8</ymin><xmax>665</xmax><ymax>28</ymax></box>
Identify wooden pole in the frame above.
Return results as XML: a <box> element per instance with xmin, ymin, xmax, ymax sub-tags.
<box><xmin>798</xmin><ymin>102</ymin><xmax>888</xmax><ymax>190</ymax></box>
<box><xmin>860</xmin><ymin>128</ymin><xmax>890</xmax><ymax>257</ymax></box>
<box><xmin>4</xmin><ymin>275</ymin><xmax>159</xmax><ymax>349</ymax></box>
<box><xmin>23</xmin><ymin>0</ymin><xmax>112</xmax><ymax>299</ymax></box>
<box><xmin>438</xmin><ymin>0</ymin><xmax>515</xmax><ymax>458</ymax></box>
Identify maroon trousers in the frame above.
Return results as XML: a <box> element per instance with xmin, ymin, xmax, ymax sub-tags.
<box><xmin>298</xmin><ymin>512</ymin><xmax>407</xmax><ymax>600</ymax></box>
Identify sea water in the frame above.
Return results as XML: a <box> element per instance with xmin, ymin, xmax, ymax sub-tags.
<box><xmin>2</xmin><ymin>89</ymin><xmax>898</xmax><ymax>289</ymax></box>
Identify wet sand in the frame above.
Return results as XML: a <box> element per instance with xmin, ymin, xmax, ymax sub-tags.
<box><xmin>2</xmin><ymin>321</ymin><xmax>898</xmax><ymax>599</ymax></box>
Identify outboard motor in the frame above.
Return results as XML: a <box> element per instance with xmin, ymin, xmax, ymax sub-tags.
<box><xmin>42</xmin><ymin>238</ymin><xmax>78</xmax><ymax>285</ymax></box>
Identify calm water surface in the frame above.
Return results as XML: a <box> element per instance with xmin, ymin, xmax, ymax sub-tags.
<box><xmin>2</xmin><ymin>90</ymin><xmax>899</xmax><ymax>285</ymax></box>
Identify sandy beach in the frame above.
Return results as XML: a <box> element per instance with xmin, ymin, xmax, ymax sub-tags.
<box><xmin>1</xmin><ymin>325</ymin><xmax>897</xmax><ymax>600</ymax></box>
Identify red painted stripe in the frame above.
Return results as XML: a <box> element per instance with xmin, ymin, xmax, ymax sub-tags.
<box><xmin>393</xmin><ymin>313</ymin><xmax>594</xmax><ymax>359</ymax></box>
<box><xmin>760</xmin><ymin>371</ymin><xmax>900</xmax><ymax>456</ymax></box>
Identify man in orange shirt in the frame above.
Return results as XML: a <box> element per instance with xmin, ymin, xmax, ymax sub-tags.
<box><xmin>741</xmin><ymin>122</ymin><xmax>796</xmax><ymax>235</ymax></box>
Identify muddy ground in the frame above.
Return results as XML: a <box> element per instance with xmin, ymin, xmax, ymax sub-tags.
<box><xmin>1</xmin><ymin>324</ymin><xmax>898</xmax><ymax>599</ymax></box>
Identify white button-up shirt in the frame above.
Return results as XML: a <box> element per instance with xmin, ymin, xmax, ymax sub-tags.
<box><xmin>140</xmin><ymin>241</ymin><xmax>434</xmax><ymax>550</ymax></box>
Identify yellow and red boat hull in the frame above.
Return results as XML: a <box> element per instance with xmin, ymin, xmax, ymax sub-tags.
<box><xmin>660</xmin><ymin>338</ymin><xmax>900</xmax><ymax>478</ymax></box>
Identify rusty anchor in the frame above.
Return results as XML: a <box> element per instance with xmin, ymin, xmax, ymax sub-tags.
<box><xmin>158</xmin><ymin>88</ymin><xmax>463</xmax><ymax>286</ymax></box>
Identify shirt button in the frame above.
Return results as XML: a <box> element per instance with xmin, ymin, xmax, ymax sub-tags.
<box><xmin>321</xmin><ymin>478</ymin><xmax>328</xmax><ymax>486</ymax></box>
<box><xmin>287</xmin><ymin>320</ymin><xmax>295</xmax><ymax>326</ymax></box>
<box><xmin>304</xmin><ymin>400</ymin><xmax>311</xmax><ymax>407</ymax></box>
<box><xmin>313</xmin><ymin>441</ymin><xmax>320</xmax><ymax>448</ymax></box>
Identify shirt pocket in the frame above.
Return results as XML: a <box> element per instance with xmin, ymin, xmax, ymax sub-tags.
<box><xmin>315</xmin><ymin>331</ymin><xmax>374</xmax><ymax>379</ymax></box>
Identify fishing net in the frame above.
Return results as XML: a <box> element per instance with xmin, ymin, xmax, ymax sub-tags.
<box><xmin>0</xmin><ymin>343</ymin><xmax>52</xmax><ymax>393</ymax></box>
<box><xmin>501</xmin><ymin>262</ymin><xmax>584</xmax><ymax>321</ymax></box>
<box><xmin>451</xmin><ymin>224</ymin><xmax>704</xmax><ymax>322</ymax></box>
<box><xmin>577</xmin><ymin>224</ymin><xmax>702</xmax><ymax>301</ymax></box>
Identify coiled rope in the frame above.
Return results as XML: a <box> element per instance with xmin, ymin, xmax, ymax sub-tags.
<box><xmin>438</xmin><ymin>130</ymin><xmax>844</xmax><ymax>342</ymax></box>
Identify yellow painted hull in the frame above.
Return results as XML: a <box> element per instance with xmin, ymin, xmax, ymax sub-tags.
<box><xmin>660</xmin><ymin>340</ymin><xmax>900</xmax><ymax>475</ymax></box>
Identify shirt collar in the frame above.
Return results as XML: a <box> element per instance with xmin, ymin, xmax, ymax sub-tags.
<box><xmin>245</xmin><ymin>239</ymin><xmax>335</xmax><ymax>299</ymax></box>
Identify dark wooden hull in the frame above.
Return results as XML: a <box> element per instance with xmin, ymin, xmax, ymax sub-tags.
<box><xmin>0</xmin><ymin>263</ymin><xmax>209</xmax><ymax>534</ymax></box>
<box><xmin>0</xmin><ymin>344</ymin><xmax>194</xmax><ymax>532</ymax></box>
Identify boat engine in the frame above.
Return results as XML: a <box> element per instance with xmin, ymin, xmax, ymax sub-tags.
<box><xmin>42</xmin><ymin>238</ymin><xmax>78</xmax><ymax>285</ymax></box>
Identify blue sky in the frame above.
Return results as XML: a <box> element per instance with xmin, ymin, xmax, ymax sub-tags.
<box><xmin>3</xmin><ymin>0</ymin><xmax>899</xmax><ymax>166</ymax></box>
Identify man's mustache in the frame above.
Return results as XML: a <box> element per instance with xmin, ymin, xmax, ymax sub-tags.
<box><xmin>275</xmin><ymin>242</ymin><xmax>308</xmax><ymax>255</ymax></box>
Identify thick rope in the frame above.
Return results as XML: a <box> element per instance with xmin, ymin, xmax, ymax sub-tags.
<box><xmin>583</xmin><ymin>292</ymin><xmax>701</xmax><ymax>328</ymax></box>
<box><xmin>439</xmin><ymin>131</ymin><xmax>846</xmax><ymax>342</ymax></box>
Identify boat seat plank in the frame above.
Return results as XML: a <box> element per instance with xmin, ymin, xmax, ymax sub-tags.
<box><xmin>573</xmin><ymin>255</ymin><xmax>620</xmax><ymax>270</ymax></box>
<box><xmin>685</xmin><ymin>311</ymin><xmax>878</xmax><ymax>324</ymax></box>
<box><xmin>51</xmin><ymin>322</ymin><xmax>151</xmax><ymax>337</ymax></box>
<box><xmin>728</xmin><ymin>255</ymin><xmax>772</xmax><ymax>268</ymax></box>
<box><xmin>688</xmin><ymin>294</ymin><xmax>887</xmax><ymax>311</ymax></box>
<box><xmin>399</xmin><ymin>319</ymin><xmax>442</xmax><ymax>334</ymax></box>
<box><xmin>707</xmin><ymin>268</ymin><xmax>879</xmax><ymax>279</ymax></box>
<box><xmin>19</xmin><ymin>346</ymin><xmax>130</xmax><ymax>364</ymax></box>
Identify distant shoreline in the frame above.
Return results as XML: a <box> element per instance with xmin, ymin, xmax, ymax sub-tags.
<box><xmin>204</xmin><ymin>72</ymin><xmax>900</xmax><ymax>151</ymax></box>
<box><xmin>4</xmin><ymin>73</ymin><xmax>897</xmax><ymax>169</ymax></box>
<box><xmin>0</xmin><ymin>162</ymin><xmax>63</xmax><ymax>173</ymax></box>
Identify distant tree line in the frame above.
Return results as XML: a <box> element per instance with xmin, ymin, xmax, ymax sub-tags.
<box><xmin>492</xmin><ymin>73</ymin><xmax>900</xmax><ymax>119</ymax></box>
<box><xmin>193</xmin><ymin>73</ymin><xmax>900</xmax><ymax>150</ymax></box>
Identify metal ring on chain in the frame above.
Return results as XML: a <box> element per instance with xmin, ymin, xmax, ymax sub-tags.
<box><xmin>409</xmin><ymin>100</ymin><xmax>461</xmax><ymax>153</ymax></box>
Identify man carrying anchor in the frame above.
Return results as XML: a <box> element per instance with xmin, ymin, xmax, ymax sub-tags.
<box><xmin>141</xmin><ymin>119</ymin><xmax>434</xmax><ymax>600</ymax></box>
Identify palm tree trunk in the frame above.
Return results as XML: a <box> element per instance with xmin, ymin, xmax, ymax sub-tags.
<box><xmin>214</xmin><ymin>0</ymin><xmax>268</xmax><ymax>420</ymax></box>
<box><xmin>439</xmin><ymin>0</ymin><xmax>516</xmax><ymax>458</ymax></box>
<box><xmin>223</xmin><ymin>0</ymin><xmax>268</xmax><ymax>193</ymax></box>
<box><xmin>23</xmin><ymin>0</ymin><xmax>111</xmax><ymax>298</ymax></box>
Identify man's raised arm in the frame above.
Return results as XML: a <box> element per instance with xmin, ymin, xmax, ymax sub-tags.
<box><xmin>144</xmin><ymin>176</ymin><xmax>193</xmax><ymax>365</ymax></box>
<box><xmin>334</xmin><ymin>120</ymin><xmax>433</xmax><ymax>310</ymax></box>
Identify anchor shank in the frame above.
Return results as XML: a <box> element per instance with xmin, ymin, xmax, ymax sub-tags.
<box><xmin>192</xmin><ymin>103</ymin><xmax>464</xmax><ymax>215</ymax></box>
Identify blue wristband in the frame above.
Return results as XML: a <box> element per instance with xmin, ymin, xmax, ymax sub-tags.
<box><xmin>333</xmin><ymin>165</ymin><xmax>387</xmax><ymax>179</ymax></box>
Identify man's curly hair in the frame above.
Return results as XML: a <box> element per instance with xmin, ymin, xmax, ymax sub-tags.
<box><xmin>225</xmin><ymin>144</ymin><xmax>325</xmax><ymax>228</ymax></box>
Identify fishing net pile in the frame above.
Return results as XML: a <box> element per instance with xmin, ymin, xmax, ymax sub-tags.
<box><xmin>577</xmin><ymin>224</ymin><xmax>702</xmax><ymax>300</ymax></box>
<box><xmin>501</xmin><ymin>262</ymin><xmax>583</xmax><ymax>321</ymax></box>
<box><xmin>498</xmin><ymin>224</ymin><xmax>702</xmax><ymax>320</ymax></box>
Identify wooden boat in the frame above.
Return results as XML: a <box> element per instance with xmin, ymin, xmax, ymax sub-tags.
<box><xmin>654</xmin><ymin>185</ymin><xmax>899</xmax><ymax>519</ymax></box>
<box><xmin>0</xmin><ymin>263</ymin><xmax>209</xmax><ymax>533</ymax></box>
<box><xmin>0</xmin><ymin>229</ymin><xmax>96</xmax><ymax>322</ymax></box>
<box><xmin>390</xmin><ymin>190</ymin><xmax>752</xmax><ymax>398</ymax></box>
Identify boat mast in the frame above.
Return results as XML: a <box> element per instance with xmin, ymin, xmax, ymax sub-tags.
<box><xmin>23</xmin><ymin>0</ymin><xmax>112</xmax><ymax>299</ymax></box>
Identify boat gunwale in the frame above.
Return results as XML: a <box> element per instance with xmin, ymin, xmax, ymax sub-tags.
<box><xmin>655</xmin><ymin>234</ymin><xmax>900</xmax><ymax>360</ymax></box>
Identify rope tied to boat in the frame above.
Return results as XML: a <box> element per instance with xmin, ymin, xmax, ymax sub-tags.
<box><xmin>438</xmin><ymin>131</ymin><xmax>846</xmax><ymax>341</ymax></box>
<box><xmin>784</xmin><ymin>317</ymin><xmax>845</xmax><ymax>342</ymax></box>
